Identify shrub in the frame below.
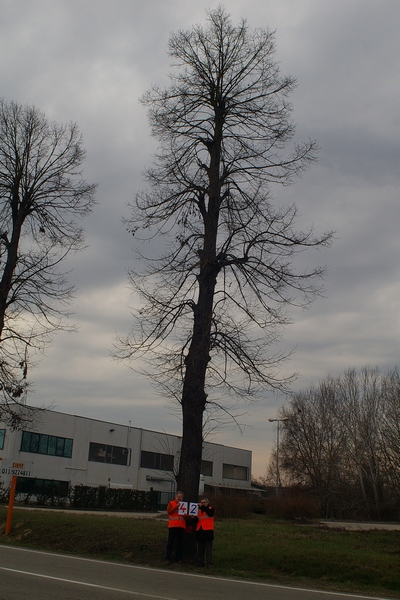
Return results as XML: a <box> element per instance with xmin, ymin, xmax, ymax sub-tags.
<box><xmin>0</xmin><ymin>482</ymin><xmax>10</xmax><ymax>504</ymax></box>
<box><xmin>265</xmin><ymin>491</ymin><xmax>320</xmax><ymax>520</ymax></box>
<box><xmin>205</xmin><ymin>491</ymin><xmax>254</xmax><ymax>518</ymax></box>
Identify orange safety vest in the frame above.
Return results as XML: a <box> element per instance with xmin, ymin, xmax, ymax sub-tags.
<box><xmin>167</xmin><ymin>500</ymin><xmax>186</xmax><ymax>528</ymax></box>
<box><xmin>196</xmin><ymin>507</ymin><xmax>215</xmax><ymax>531</ymax></box>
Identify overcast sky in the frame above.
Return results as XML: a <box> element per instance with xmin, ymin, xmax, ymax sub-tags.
<box><xmin>1</xmin><ymin>0</ymin><xmax>399</xmax><ymax>477</ymax></box>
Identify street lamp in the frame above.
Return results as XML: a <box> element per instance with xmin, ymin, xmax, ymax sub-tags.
<box><xmin>268</xmin><ymin>418</ymin><xmax>289</xmax><ymax>496</ymax></box>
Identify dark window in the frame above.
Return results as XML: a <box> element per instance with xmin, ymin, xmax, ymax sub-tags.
<box><xmin>88</xmin><ymin>442</ymin><xmax>130</xmax><ymax>466</ymax></box>
<box><xmin>201</xmin><ymin>460</ymin><xmax>213</xmax><ymax>477</ymax></box>
<box><xmin>0</xmin><ymin>429</ymin><xmax>5</xmax><ymax>450</ymax></box>
<box><xmin>20</xmin><ymin>431</ymin><xmax>73</xmax><ymax>458</ymax></box>
<box><xmin>30</xmin><ymin>433</ymin><xmax>40</xmax><ymax>453</ymax></box>
<box><xmin>20</xmin><ymin>432</ymin><xmax>30</xmax><ymax>452</ymax></box>
<box><xmin>222</xmin><ymin>463</ymin><xmax>248</xmax><ymax>481</ymax></box>
<box><xmin>48</xmin><ymin>436</ymin><xmax>57</xmax><ymax>455</ymax></box>
<box><xmin>140</xmin><ymin>450</ymin><xmax>174</xmax><ymax>471</ymax></box>
<box><xmin>64</xmin><ymin>438</ymin><xmax>73</xmax><ymax>457</ymax></box>
<box><xmin>16</xmin><ymin>477</ymin><xmax>69</xmax><ymax>497</ymax></box>
<box><xmin>39</xmin><ymin>435</ymin><xmax>49</xmax><ymax>454</ymax></box>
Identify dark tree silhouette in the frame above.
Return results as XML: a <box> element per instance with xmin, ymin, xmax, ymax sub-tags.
<box><xmin>0</xmin><ymin>99</ymin><xmax>96</xmax><ymax>426</ymax></box>
<box><xmin>118</xmin><ymin>8</ymin><xmax>331</xmax><ymax>500</ymax></box>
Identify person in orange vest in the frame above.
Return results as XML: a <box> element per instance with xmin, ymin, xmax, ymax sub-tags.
<box><xmin>166</xmin><ymin>491</ymin><xmax>186</xmax><ymax>563</ymax></box>
<box><xmin>196</xmin><ymin>497</ymin><xmax>215</xmax><ymax>566</ymax></box>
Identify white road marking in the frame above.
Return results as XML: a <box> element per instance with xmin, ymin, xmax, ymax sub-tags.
<box><xmin>0</xmin><ymin>566</ymin><xmax>179</xmax><ymax>600</ymax></box>
<box><xmin>0</xmin><ymin>545</ymin><xmax>390</xmax><ymax>600</ymax></box>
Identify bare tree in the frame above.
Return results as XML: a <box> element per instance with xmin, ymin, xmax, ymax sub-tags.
<box><xmin>280</xmin><ymin>367</ymin><xmax>400</xmax><ymax>520</ymax></box>
<box><xmin>337</xmin><ymin>368</ymin><xmax>386</xmax><ymax>519</ymax></box>
<box><xmin>0</xmin><ymin>99</ymin><xmax>96</xmax><ymax>425</ymax></box>
<box><xmin>380</xmin><ymin>368</ymin><xmax>400</xmax><ymax>500</ymax></box>
<box><xmin>118</xmin><ymin>8</ymin><xmax>331</xmax><ymax>500</ymax></box>
<box><xmin>278</xmin><ymin>379</ymin><xmax>347</xmax><ymax>515</ymax></box>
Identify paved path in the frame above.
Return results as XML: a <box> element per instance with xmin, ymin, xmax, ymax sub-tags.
<box><xmin>0</xmin><ymin>545</ymin><xmax>393</xmax><ymax>600</ymax></box>
<box><xmin>14</xmin><ymin>505</ymin><xmax>162</xmax><ymax>519</ymax></box>
<box><xmin>318</xmin><ymin>520</ymin><xmax>400</xmax><ymax>531</ymax></box>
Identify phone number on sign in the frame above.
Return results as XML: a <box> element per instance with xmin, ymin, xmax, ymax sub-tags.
<box><xmin>1</xmin><ymin>467</ymin><xmax>31</xmax><ymax>477</ymax></box>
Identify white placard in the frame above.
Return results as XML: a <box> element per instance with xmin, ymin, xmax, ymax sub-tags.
<box><xmin>189</xmin><ymin>502</ymin><xmax>198</xmax><ymax>517</ymax></box>
<box><xmin>0</xmin><ymin>458</ymin><xmax>34</xmax><ymax>477</ymax></box>
<box><xmin>178</xmin><ymin>501</ymin><xmax>188</xmax><ymax>515</ymax></box>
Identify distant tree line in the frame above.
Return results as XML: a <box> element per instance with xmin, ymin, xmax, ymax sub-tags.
<box><xmin>269</xmin><ymin>367</ymin><xmax>400</xmax><ymax>521</ymax></box>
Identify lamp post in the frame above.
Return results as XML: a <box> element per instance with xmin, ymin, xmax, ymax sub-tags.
<box><xmin>268</xmin><ymin>418</ymin><xmax>288</xmax><ymax>496</ymax></box>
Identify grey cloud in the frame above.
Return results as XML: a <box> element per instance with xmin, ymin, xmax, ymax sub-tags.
<box><xmin>1</xmin><ymin>0</ymin><xmax>399</xmax><ymax>477</ymax></box>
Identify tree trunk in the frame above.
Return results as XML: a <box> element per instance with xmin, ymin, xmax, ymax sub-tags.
<box><xmin>177</xmin><ymin>240</ymin><xmax>218</xmax><ymax>502</ymax></box>
<box><xmin>177</xmin><ymin>102</ymin><xmax>221</xmax><ymax>501</ymax></box>
<box><xmin>0</xmin><ymin>218</ymin><xmax>22</xmax><ymax>340</ymax></box>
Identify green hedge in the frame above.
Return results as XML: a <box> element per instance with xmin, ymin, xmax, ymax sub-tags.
<box><xmin>69</xmin><ymin>485</ymin><xmax>158</xmax><ymax>512</ymax></box>
<box><xmin>1</xmin><ymin>479</ymin><xmax>158</xmax><ymax>512</ymax></box>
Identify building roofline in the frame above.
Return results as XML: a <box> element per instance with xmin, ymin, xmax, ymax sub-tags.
<box><xmin>4</xmin><ymin>405</ymin><xmax>251</xmax><ymax>455</ymax></box>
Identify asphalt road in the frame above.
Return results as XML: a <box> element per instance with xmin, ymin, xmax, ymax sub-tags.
<box><xmin>0</xmin><ymin>545</ymin><xmax>392</xmax><ymax>600</ymax></box>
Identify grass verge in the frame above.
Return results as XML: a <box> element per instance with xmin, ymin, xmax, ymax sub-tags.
<box><xmin>1</xmin><ymin>507</ymin><xmax>399</xmax><ymax>598</ymax></box>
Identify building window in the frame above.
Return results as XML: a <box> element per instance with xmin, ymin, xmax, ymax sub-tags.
<box><xmin>140</xmin><ymin>450</ymin><xmax>174</xmax><ymax>472</ymax></box>
<box><xmin>0</xmin><ymin>429</ymin><xmax>5</xmax><ymax>450</ymax></box>
<box><xmin>16</xmin><ymin>477</ymin><xmax>69</xmax><ymax>497</ymax></box>
<box><xmin>222</xmin><ymin>463</ymin><xmax>248</xmax><ymax>481</ymax></box>
<box><xmin>20</xmin><ymin>431</ymin><xmax>73</xmax><ymax>458</ymax></box>
<box><xmin>88</xmin><ymin>442</ymin><xmax>130</xmax><ymax>466</ymax></box>
<box><xmin>201</xmin><ymin>460</ymin><xmax>213</xmax><ymax>476</ymax></box>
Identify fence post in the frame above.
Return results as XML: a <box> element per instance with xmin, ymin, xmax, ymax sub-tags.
<box><xmin>5</xmin><ymin>475</ymin><xmax>17</xmax><ymax>535</ymax></box>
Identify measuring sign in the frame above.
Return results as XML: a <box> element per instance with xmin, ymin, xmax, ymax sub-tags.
<box><xmin>0</xmin><ymin>458</ymin><xmax>35</xmax><ymax>478</ymax></box>
<box><xmin>177</xmin><ymin>501</ymin><xmax>199</xmax><ymax>517</ymax></box>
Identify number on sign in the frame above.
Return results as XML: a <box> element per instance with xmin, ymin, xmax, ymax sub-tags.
<box><xmin>189</xmin><ymin>502</ymin><xmax>198</xmax><ymax>516</ymax></box>
<box><xmin>178</xmin><ymin>501</ymin><xmax>188</xmax><ymax>515</ymax></box>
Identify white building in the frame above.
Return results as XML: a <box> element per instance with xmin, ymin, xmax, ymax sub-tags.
<box><xmin>0</xmin><ymin>407</ymin><xmax>251</xmax><ymax>504</ymax></box>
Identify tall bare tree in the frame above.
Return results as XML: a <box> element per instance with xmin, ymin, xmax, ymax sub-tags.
<box><xmin>337</xmin><ymin>369</ymin><xmax>385</xmax><ymax>519</ymax></box>
<box><xmin>0</xmin><ymin>99</ymin><xmax>96</xmax><ymax>425</ymax></box>
<box><xmin>118</xmin><ymin>8</ymin><xmax>331</xmax><ymax>500</ymax></box>
<box><xmin>278</xmin><ymin>380</ymin><xmax>348</xmax><ymax>514</ymax></box>
<box><xmin>380</xmin><ymin>368</ymin><xmax>400</xmax><ymax>498</ymax></box>
<box><xmin>279</xmin><ymin>367</ymin><xmax>400</xmax><ymax>519</ymax></box>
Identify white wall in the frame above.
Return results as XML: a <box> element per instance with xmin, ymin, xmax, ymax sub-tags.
<box><xmin>0</xmin><ymin>407</ymin><xmax>251</xmax><ymax>494</ymax></box>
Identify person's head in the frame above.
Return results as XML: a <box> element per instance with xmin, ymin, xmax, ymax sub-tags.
<box><xmin>176</xmin><ymin>491</ymin><xmax>184</xmax><ymax>502</ymax></box>
<box><xmin>199</xmin><ymin>497</ymin><xmax>209</xmax><ymax>507</ymax></box>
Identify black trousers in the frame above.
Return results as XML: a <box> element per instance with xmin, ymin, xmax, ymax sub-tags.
<box><xmin>166</xmin><ymin>526</ymin><xmax>185</xmax><ymax>561</ymax></box>
<box><xmin>197</xmin><ymin>538</ymin><xmax>213</xmax><ymax>564</ymax></box>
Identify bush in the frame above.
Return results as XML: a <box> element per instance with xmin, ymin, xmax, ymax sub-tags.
<box><xmin>0</xmin><ymin>482</ymin><xmax>10</xmax><ymax>504</ymax></box>
<box><xmin>265</xmin><ymin>491</ymin><xmax>320</xmax><ymax>520</ymax></box>
<box><xmin>205</xmin><ymin>490</ymin><xmax>255</xmax><ymax>518</ymax></box>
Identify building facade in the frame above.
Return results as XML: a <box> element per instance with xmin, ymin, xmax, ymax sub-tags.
<box><xmin>0</xmin><ymin>408</ymin><xmax>251</xmax><ymax>502</ymax></box>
